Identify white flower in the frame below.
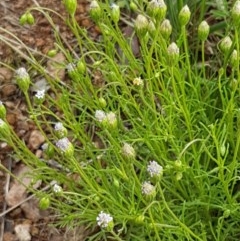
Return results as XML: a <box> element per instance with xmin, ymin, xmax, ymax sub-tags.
<box><xmin>53</xmin><ymin>183</ymin><xmax>63</xmax><ymax>193</ymax></box>
<box><xmin>141</xmin><ymin>181</ymin><xmax>155</xmax><ymax>195</ymax></box>
<box><xmin>35</xmin><ymin>90</ymin><xmax>45</xmax><ymax>99</ymax></box>
<box><xmin>96</xmin><ymin>211</ymin><xmax>113</xmax><ymax>228</ymax></box>
<box><xmin>54</xmin><ymin>122</ymin><xmax>64</xmax><ymax>131</ymax></box>
<box><xmin>56</xmin><ymin>137</ymin><xmax>71</xmax><ymax>152</ymax></box>
<box><xmin>15</xmin><ymin>67</ymin><xmax>29</xmax><ymax>79</ymax></box>
<box><xmin>105</xmin><ymin>112</ymin><xmax>116</xmax><ymax>125</ymax></box>
<box><xmin>147</xmin><ymin>161</ymin><xmax>163</xmax><ymax>178</ymax></box>
<box><xmin>95</xmin><ymin>110</ymin><xmax>106</xmax><ymax>122</ymax></box>
<box><xmin>122</xmin><ymin>143</ymin><xmax>136</xmax><ymax>158</ymax></box>
<box><xmin>133</xmin><ymin>77</ymin><xmax>143</xmax><ymax>86</ymax></box>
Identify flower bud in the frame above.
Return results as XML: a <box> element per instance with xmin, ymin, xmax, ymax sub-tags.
<box><xmin>220</xmin><ymin>143</ymin><xmax>226</xmax><ymax>156</ymax></box>
<box><xmin>147</xmin><ymin>160</ymin><xmax>163</xmax><ymax>182</ymax></box>
<box><xmin>104</xmin><ymin>112</ymin><xmax>117</xmax><ymax>129</ymax></box>
<box><xmin>98</xmin><ymin>97</ymin><xmax>107</xmax><ymax>108</ymax></box>
<box><xmin>176</xmin><ymin>172</ymin><xmax>183</xmax><ymax>181</ymax></box>
<box><xmin>15</xmin><ymin>67</ymin><xmax>31</xmax><ymax>93</ymax></box>
<box><xmin>135</xmin><ymin>14</ymin><xmax>149</xmax><ymax>38</ymax></box>
<box><xmin>26</xmin><ymin>12</ymin><xmax>35</xmax><ymax>25</ymax></box>
<box><xmin>76</xmin><ymin>60</ymin><xmax>86</xmax><ymax>74</ymax></box>
<box><xmin>133</xmin><ymin>77</ymin><xmax>144</xmax><ymax>86</ymax></box>
<box><xmin>39</xmin><ymin>196</ymin><xmax>50</xmax><ymax>210</ymax></box>
<box><xmin>0</xmin><ymin>119</ymin><xmax>10</xmax><ymax>140</ymax></box>
<box><xmin>219</xmin><ymin>36</ymin><xmax>232</xmax><ymax>54</ymax></box>
<box><xmin>122</xmin><ymin>143</ymin><xmax>136</xmax><ymax>159</ymax></box>
<box><xmin>66</xmin><ymin>63</ymin><xmax>78</xmax><ymax>80</ymax></box>
<box><xmin>148</xmin><ymin>20</ymin><xmax>156</xmax><ymax>37</ymax></box>
<box><xmin>47</xmin><ymin>49</ymin><xmax>58</xmax><ymax>57</ymax></box>
<box><xmin>160</xmin><ymin>19</ymin><xmax>172</xmax><ymax>39</ymax></box>
<box><xmin>167</xmin><ymin>42</ymin><xmax>179</xmax><ymax>66</ymax></box>
<box><xmin>89</xmin><ymin>0</ymin><xmax>102</xmax><ymax>22</ymax></box>
<box><xmin>42</xmin><ymin>142</ymin><xmax>55</xmax><ymax>158</ymax></box>
<box><xmin>231</xmin><ymin>0</ymin><xmax>240</xmax><ymax>27</ymax></box>
<box><xmin>198</xmin><ymin>20</ymin><xmax>210</xmax><ymax>41</ymax></box>
<box><xmin>230</xmin><ymin>49</ymin><xmax>238</xmax><ymax>68</ymax></box>
<box><xmin>141</xmin><ymin>181</ymin><xmax>156</xmax><ymax>201</ymax></box>
<box><xmin>0</xmin><ymin>101</ymin><xmax>6</xmax><ymax>119</ymax></box>
<box><xmin>134</xmin><ymin>215</ymin><xmax>145</xmax><ymax>224</ymax></box>
<box><xmin>147</xmin><ymin>0</ymin><xmax>167</xmax><ymax>21</ymax></box>
<box><xmin>130</xmin><ymin>1</ymin><xmax>138</xmax><ymax>11</ymax></box>
<box><xmin>111</xmin><ymin>3</ymin><xmax>120</xmax><ymax>24</ymax></box>
<box><xmin>113</xmin><ymin>178</ymin><xmax>120</xmax><ymax>188</ymax></box>
<box><xmin>223</xmin><ymin>209</ymin><xmax>231</xmax><ymax>218</ymax></box>
<box><xmin>54</xmin><ymin>122</ymin><xmax>68</xmax><ymax>138</ymax></box>
<box><xmin>19</xmin><ymin>13</ymin><xmax>28</xmax><ymax>25</ymax></box>
<box><xmin>178</xmin><ymin>5</ymin><xmax>191</xmax><ymax>26</ymax></box>
<box><xmin>63</xmin><ymin>0</ymin><xmax>77</xmax><ymax>16</ymax></box>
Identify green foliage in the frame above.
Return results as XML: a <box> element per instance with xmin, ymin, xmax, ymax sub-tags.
<box><xmin>1</xmin><ymin>0</ymin><xmax>240</xmax><ymax>240</ymax></box>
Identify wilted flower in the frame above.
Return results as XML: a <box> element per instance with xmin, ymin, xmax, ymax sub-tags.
<box><xmin>178</xmin><ymin>5</ymin><xmax>191</xmax><ymax>26</ymax></box>
<box><xmin>15</xmin><ymin>67</ymin><xmax>31</xmax><ymax>92</ymax></box>
<box><xmin>147</xmin><ymin>161</ymin><xmax>163</xmax><ymax>178</ymax></box>
<box><xmin>133</xmin><ymin>77</ymin><xmax>144</xmax><ymax>86</ymax></box>
<box><xmin>122</xmin><ymin>143</ymin><xmax>136</xmax><ymax>159</ymax></box>
<box><xmin>198</xmin><ymin>20</ymin><xmax>210</xmax><ymax>41</ymax></box>
<box><xmin>141</xmin><ymin>181</ymin><xmax>156</xmax><ymax>199</ymax></box>
<box><xmin>56</xmin><ymin>137</ymin><xmax>74</xmax><ymax>157</ymax></box>
<box><xmin>96</xmin><ymin>211</ymin><xmax>113</xmax><ymax>230</ymax></box>
<box><xmin>135</xmin><ymin>14</ymin><xmax>149</xmax><ymax>37</ymax></box>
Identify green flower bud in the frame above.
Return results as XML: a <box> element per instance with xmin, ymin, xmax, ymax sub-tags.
<box><xmin>63</xmin><ymin>0</ymin><xmax>77</xmax><ymax>16</ymax></box>
<box><xmin>134</xmin><ymin>215</ymin><xmax>145</xmax><ymax>224</ymax></box>
<box><xmin>147</xmin><ymin>0</ymin><xmax>167</xmax><ymax>21</ymax></box>
<box><xmin>160</xmin><ymin>19</ymin><xmax>172</xmax><ymax>39</ymax></box>
<box><xmin>148</xmin><ymin>20</ymin><xmax>156</xmax><ymax>37</ymax></box>
<box><xmin>89</xmin><ymin>0</ymin><xmax>102</xmax><ymax>23</ymax></box>
<box><xmin>47</xmin><ymin>49</ymin><xmax>58</xmax><ymax>57</ymax></box>
<box><xmin>104</xmin><ymin>112</ymin><xmax>117</xmax><ymax>129</ymax></box>
<box><xmin>66</xmin><ymin>63</ymin><xmax>78</xmax><ymax>80</ymax></box>
<box><xmin>111</xmin><ymin>3</ymin><xmax>120</xmax><ymax>24</ymax></box>
<box><xmin>15</xmin><ymin>67</ymin><xmax>31</xmax><ymax>93</ymax></box>
<box><xmin>219</xmin><ymin>36</ymin><xmax>232</xmax><ymax>54</ymax></box>
<box><xmin>0</xmin><ymin>101</ymin><xmax>6</xmax><ymax>119</ymax></box>
<box><xmin>223</xmin><ymin>209</ymin><xmax>231</xmax><ymax>218</ymax></box>
<box><xmin>176</xmin><ymin>172</ymin><xmax>183</xmax><ymax>181</ymax></box>
<box><xmin>198</xmin><ymin>20</ymin><xmax>210</xmax><ymax>41</ymax></box>
<box><xmin>167</xmin><ymin>42</ymin><xmax>179</xmax><ymax>66</ymax></box>
<box><xmin>130</xmin><ymin>1</ymin><xmax>138</xmax><ymax>11</ymax></box>
<box><xmin>135</xmin><ymin>14</ymin><xmax>149</xmax><ymax>38</ymax></box>
<box><xmin>42</xmin><ymin>143</ymin><xmax>55</xmax><ymax>158</ymax></box>
<box><xmin>178</xmin><ymin>5</ymin><xmax>191</xmax><ymax>26</ymax></box>
<box><xmin>39</xmin><ymin>196</ymin><xmax>50</xmax><ymax>210</ymax></box>
<box><xmin>113</xmin><ymin>178</ymin><xmax>120</xmax><ymax>188</ymax></box>
<box><xmin>220</xmin><ymin>143</ymin><xmax>226</xmax><ymax>156</ymax></box>
<box><xmin>19</xmin><ymin>13</ymin><xmax>28</xmax><ymax>25</ymax></box>
<box><xmin>230</xmin><ymin>49</ymin><xmax>238</xmax><ymax>68</ymax></box>
<box><xmin>231</xmin><ymin>0</ymin><xmax>240</xmax><ymax>27</ymax></box>
<box><xmin>174</xmin><ymin>159</ymin><xmax>182</xmax><ymax>170</ymax></box>
<box><xmin>98</xmin><ymin>97</ymin><xmax>107</xmax><ymax>108</ymax></box>
<box><xmin>0</xmin><ymin>119</ymin><xmax>10</xmax><ymax>141</ymax></box>
<box><xmin>76</xmin><ymin>60</ymin><xmax>86</xmax><ymax>74</ymax></box>
<box><xmin>26</xmin><ymin>12</ymin><xmax>35</xmax><ymax>25</ymax></box>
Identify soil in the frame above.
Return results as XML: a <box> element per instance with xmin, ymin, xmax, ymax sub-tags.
<box><xmin>0</xmin><ymin>0</ymin><xmax>98</xmax><ymax>240</ymax></box>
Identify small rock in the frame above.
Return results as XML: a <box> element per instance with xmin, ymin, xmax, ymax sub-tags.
<box><xmin>14</xmin><ymin>224</ymin><xmax>31</xmax><ymax>241</ymax></box>
<box><xmin>0</xmin><ymin>67</ymin><xmax>13</xmax><ymax>83</ymax></box>
<box><xmin>28</xmin><ymin>130</ymin><xmax>45</xmax><ymax>150</ymax></box>
<box><xmin>1</xmin><ymin>84</ymin><xmax>17</xmax><ymax>97</ymax></box>
<box><xmin>21</xmin><ymin>198</ymin><xmax>41</xmax><ymax>222</ymax></box>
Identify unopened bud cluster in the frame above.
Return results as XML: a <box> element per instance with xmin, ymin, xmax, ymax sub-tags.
<box><xmin>231</xmin><ymin>0</ymin><xmax>240</xmax><ymax>26</ymax></box>
<box><xmin>178</xmin><ymin>5</ymin><xmax>191</xmax><ymax>26</ymax></box>
<box><xmin>219</xmin><ymin>36</ymin><xmax>232</xmax><ymax>54</ymax></box>
<box><xmin>147</xmin><ymin>0</ymin><xmax>167</xmax><ymax>20</ymax></box>
<box><xmin>95</xmin><ymin>110</ymin><xmax>117</xmax><ymax>129</ymax></box>
<box><xmin>198</xmin><ymin>20</ymin><xmax>210</xmax><ymax>41</ymax></box>
<box><xmin>15</xmin><ymin>67</ymin><xmax>31</xmax><ymax>93</ymax></box>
